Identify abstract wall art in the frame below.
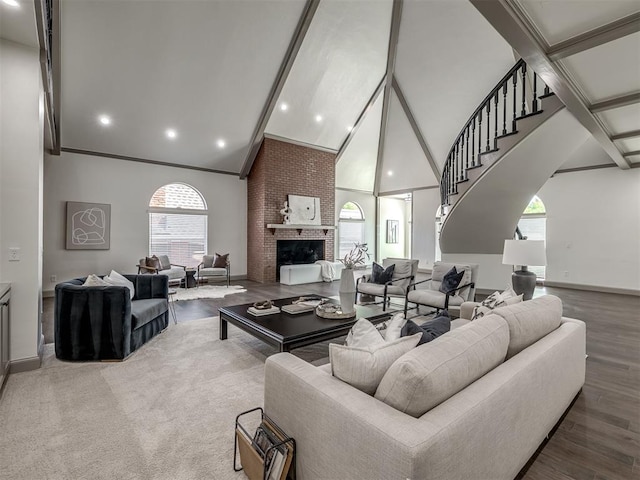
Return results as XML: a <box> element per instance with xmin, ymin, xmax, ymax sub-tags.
<box><xmin>287</xmin><ymin>195</ymin><xmax>321</xmax><ymax>225</ymax></box>
<box><xmin>386</xmin><ymin>219</ymin><xmax>399</xmax><ymax>244</ymax></box>
<box><xmin>66</xmin><ymin>202</ymin><xmax>111</xmax><ymax>250</ymax></box>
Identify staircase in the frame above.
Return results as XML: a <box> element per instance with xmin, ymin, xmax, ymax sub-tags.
<box><xmin>438</xmin><ymin>60</ymin><xmax>589</xmax><ymax>255</ymax></box>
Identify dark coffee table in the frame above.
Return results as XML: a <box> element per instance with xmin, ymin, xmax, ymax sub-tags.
<box><xmin>218</xmin><ymin>296</ymin><xmax>391</xmax><ymax>352</ymax></box>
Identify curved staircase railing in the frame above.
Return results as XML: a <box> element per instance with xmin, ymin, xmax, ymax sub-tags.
<box><xmin>440</xmin><ymin>59</ymin><xmax>554</xmax><ymax>212</ymax></box>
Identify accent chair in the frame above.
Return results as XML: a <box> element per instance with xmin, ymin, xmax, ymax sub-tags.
<box><xmin>197</xmin><ymin>254</ymin><xmax>230</xmax><ymax>286</ymax></box>
<box><xmin>356</xmin><ymin>258</ymin><xmax>419</xmax><ymax>311</ymax></box>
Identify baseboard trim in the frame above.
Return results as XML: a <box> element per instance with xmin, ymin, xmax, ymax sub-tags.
<box><xmin>543</xmin><ymin>281</ymin><xmax>639</xmax><ymax>297</ymax></box>
<box><xmin>10</xmin><ymin>356</ymin><xmax>42</xmax><ymax>374</ymax></box>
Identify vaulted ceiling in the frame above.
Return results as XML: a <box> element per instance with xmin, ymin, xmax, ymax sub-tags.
<box><xmin>2</xmin><ymin>0</ymin><xmax>638</xmax><ymax>191</ymax></box>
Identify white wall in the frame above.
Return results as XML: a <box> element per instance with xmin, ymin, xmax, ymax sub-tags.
<box><xmin>43</xmin><ymin>151</ymin><xmax>247</xmax><ymax>292</ymax></box>
<box><xmin>538</xmin><ymin>167</ymin><xmax>640</xmax><ymax>292</ymax></box>
<box><xmin>335</xmin><ymin>189</ymin><xmax>376</xmax><ymax>262</ymax></box>
<box><xmin>379</xmin><ymin>197</ymin><xmax>406</xmax><ymax>260</ymax></box>
<box><xmin>0</xmin><ymin>40</ymin><xmax>44</xmax><ymax>362</ymax></box>
<box><xmin>411</xmin><ymin>188</ymin><xmax>440</xmax><ymax>270</ymax></box>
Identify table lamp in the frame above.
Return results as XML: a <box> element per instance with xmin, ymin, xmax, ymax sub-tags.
<box><xmin>502</xmin><ymin>239</ymin><xmax>546</xmax><ymax>300</ymax></box>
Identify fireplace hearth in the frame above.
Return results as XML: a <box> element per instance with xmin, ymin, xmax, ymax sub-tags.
<box><xmin>276</xmin><ymin>240</ymin><xmax>325</xmax><ymax>280</ymax></box>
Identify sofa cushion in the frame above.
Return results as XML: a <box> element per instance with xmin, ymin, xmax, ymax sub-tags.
<box><xmin>83</xmin><ymin>274</ymin><xmax>108</xmax><ymax>287</ymax></box>
<box><xmin>199</xmin><ymin>267</ymin><xmax>227</xmax><ymax>277</ymax></box>
<box><xmin>330</xmin><ymin>333</ymin><xmax>422</xmax><ymax>395</ymax></box>
<box><xmin>492</xmin><ymin>294</ymin><xmax>563</xmax><ymax>359</ymax></box>
<box><xmin>375</xmin><ymin>314</ymin><xmax>509</xmax><ymax>417</ymax></box>
<box><xmin>131</xmin><ymin>298</ymin><xmax>168</xmax><ymax>330</ymax></box>
<box><xmin>357</xmin><ymin>282</ymin><xmax>405</xmax><ymax>297</ymax></box>
<box><xmin>401</xmin><ymin>312</ymin><xmax>451</xmax><ymax>345</ymax></box>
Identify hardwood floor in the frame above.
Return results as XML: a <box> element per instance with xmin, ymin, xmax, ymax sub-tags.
<box><xmin>42</xmin><ymin>281</ymin><xmax>639</xmax><ymax>479</ymax></box>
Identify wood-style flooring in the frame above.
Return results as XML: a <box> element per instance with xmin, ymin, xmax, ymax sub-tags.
<box><xmin>42</xmin><ymin>281</ymin><xmax>640</xmax><ymax>479</ymax></box>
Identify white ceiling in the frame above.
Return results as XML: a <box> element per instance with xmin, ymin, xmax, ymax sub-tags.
<box><xmin>4</xmin><ymin>0</ymin><xmax>637</xmax><ymax>188</ymax></box>
<box><xmin>0</xmin><ymin>0</ymin><xmax>38</xmax><ymax>48</ymax></box>
<box><xmin>514</xmin><ymin>0</ymin><xmax>640</xmax><ymax>165</ymax></box>
<box><xmin>265</xmin><ymin>0</ymin><xmax>392</xmax><ymax>150</ymax></box>
<box><xmin>59</xmin><ymin>0</ymin><xmax>305</xmax><ymax>173</ymax></box>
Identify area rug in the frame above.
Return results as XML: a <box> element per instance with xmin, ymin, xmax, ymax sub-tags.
<box><xmin>173</xmin><ymin>284</ymin><xmax>246</xmax><ymax>301</ymax></box>
<box><xmin>0</xmin><ymin>316</ymin><xmax>331</xmax><ymax>480</ymax></box>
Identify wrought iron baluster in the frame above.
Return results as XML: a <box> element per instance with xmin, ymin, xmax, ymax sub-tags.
<box><xmin>502</xmin><ymin>83</ymin><xmax>507</xmax><ymax>135</ymax></box>
<box><xmin>521</xmin><ymin>63</ymin><xmax>527</xmax><ymax>117</ymax></box>
<box><xmin>544</xmin><ymin>82</ymin><xmax>550</xmax><ymax>96</ymax></box>
<box><xmin>465</xmin><ymin>127</ymin><xmax>470</xmax><ymax>174</ymax></box>
<box><xmin>460</xmin><ymin>137</ymin><xmax>465</xmax><ymax>180</ymax></box>
<box><xmin>494</xmin><ymin>92</ymin><xmax>499</xmax><ymax>149</ymax></box>
<box><xmin>512</xmin><ymin>72</ymin><xmax>517</xmax><ymax>131</ymax></box>
<box><xmin>485</xmin><ymin>103</ymin><xmax>491</xmax><ymax>152</ymax></box>
<box><xmin>478</xmin><ymin>112</ymin><xmax>482</xmax><ymax>159</ymax></box>
<box><xmin>532</xmin><ymin>73</ymin><xmax>538</xmax><ymax>113</ymax></box>
<box><xmin>471</xmin><ymin>117</ymin><xmax>476</xmax><ymax>167</ymax></box>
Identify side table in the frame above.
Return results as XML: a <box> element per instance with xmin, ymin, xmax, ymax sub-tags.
<box><xmin>168</xmin><ymin>289</ymin><xmax>177</xmax><ymax>324</ymax></box>
<box><xmin>181</xmin><ymin>269</ymin><xmax>197</xmax><ymax>289</ymax></box>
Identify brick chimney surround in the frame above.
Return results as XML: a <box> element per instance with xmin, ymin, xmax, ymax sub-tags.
<box><xmin>247</xmin><ymin>138</ymin><xmax>336</xmax><ymax>283</ymax></box>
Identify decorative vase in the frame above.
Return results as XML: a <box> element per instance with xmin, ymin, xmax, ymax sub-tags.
<box><xmin>339</xmin><ymin>267</ymin><xmax>356</xmax><ymax>314</ymax></box>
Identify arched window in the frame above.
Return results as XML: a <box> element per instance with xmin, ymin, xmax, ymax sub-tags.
<box><xmin>518</xmin><ymin>195</ymin><xmax>546</xmax><ymax>279</ymax></box>
<box><xmin>338</xmin><ymin>202</ymin><xmax>365</xmax><ymax>259</ymax></box>
<box><xmin>149</xmin><ymin>183</ymin><xmax>207</xmax><ymax>267</ymax></box>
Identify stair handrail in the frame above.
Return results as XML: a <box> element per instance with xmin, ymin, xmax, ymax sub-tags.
<box><xmin>440</xmin><ymin>59</ymin><xmax>552</xmax><ymax>211</ymax></box>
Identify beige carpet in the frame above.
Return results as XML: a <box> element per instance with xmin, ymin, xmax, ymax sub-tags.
<box><xmin>0</xmin><ymin>317</ymin><xmax>332</xmax><ymax>480</ymax></box>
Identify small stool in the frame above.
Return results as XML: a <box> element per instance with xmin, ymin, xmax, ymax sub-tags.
<box><xmin>168</xmin><ymin>289</ymin><xmax>177</xmax><ymax>325</ymax></box>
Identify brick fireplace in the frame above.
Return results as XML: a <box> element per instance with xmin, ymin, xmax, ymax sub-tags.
<box><xmin>247</xmin><ymin>138</ymin><xmax>336</xmax><ymax>283</ymax></box>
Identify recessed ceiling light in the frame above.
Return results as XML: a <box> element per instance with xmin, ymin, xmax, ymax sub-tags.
<box><xmin>346</xmin><ymin>125</ymin><xmax>353</xmax><ymax>132</ymax></box>
<box><xmin>216</xmin><ymin>139</ymin><xmax>226</xmax><ymax>148</ymax></box>
<box><xmin>98</xmin><ymin>115</ymin><xmax>111</xmax><ymax>126</ymax></box>
<box><xmin>315</xmin><ymin>114</ymin><xmax>323</xmax><ymax>123</ymax></box>
<box><xmin>387</xmin><ymin>170</ymin><xmax>393</xmax><ymax>176</ymax></box>
<box><xmin>165</xmin><ymin>128</ymin><xmax>177</xmax><ymax>139</ymax></box>
<box><xmin>1</xmin><ymin>0</ymin><xmax>20</xmax><ymax>8</ymax></box>
<box><xmin>280</xmin><ymin>103</ymin><xmax>288</xmax><ymax>112</ymax></box>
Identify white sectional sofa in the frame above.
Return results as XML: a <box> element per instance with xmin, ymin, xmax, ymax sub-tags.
<box><xmin>279</xmin><ymin>262</ymin><xmax>344</xmax><ymax>285</ymax></box>
<box><xmin>264</xmin><ymin>295</ymin><xmax>586</xmax><ymax>479</ymax></box>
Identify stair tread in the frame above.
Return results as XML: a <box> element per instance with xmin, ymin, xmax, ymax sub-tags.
<box><xmin>515</xmin><ymin>110</ymin><xmax>544</xmax><ymax>121</ymax></box>
<box><xmin>479</xmin><ymin>148</ymin><xmax>500</xmax><ymax>156</ymax></box>
<box><xmin>539</xmin><ymin>92</ymin><xmax>556</xmax><ymax>99</ymax></box>
<box><xmin>496</xmin><ymin>130</ymin><xmax>519</xmax><ymax>140</ymax></box>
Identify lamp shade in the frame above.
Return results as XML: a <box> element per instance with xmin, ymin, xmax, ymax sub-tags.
<box><xmin>502</xmin><ymin>239</ymin><xmax>547</xmax><ymax>266</ymax></box>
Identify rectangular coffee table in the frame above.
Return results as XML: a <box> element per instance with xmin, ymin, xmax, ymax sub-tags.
<box><xmin>218</xmin><ymin>296</ymin><xmax>391</xmax><ymax>352</ymax></box>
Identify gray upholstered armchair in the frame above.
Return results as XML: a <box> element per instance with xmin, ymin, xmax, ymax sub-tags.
<box><xmin>404</xmin><ymin>261</ymin><xmax>479</xmax><ymax>317</ymax></box>
<box><xmin>356</xmin><ymin>258</ymin><xmax>419</xmax><ymax>311</ymax></box>
<box><xmin>137</xmin><ymin>255</ymin><xmax>186</xmax><ymax>285</ymax></box>
<box><xmin>197</xmin><ymin>254</ymin><xmax>230</xmax><ymax>286</ymax></box>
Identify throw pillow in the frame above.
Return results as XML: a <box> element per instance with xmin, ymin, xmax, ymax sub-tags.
<box><xmin>384</xmin><ymin>313</ymin><xmax>407</xmax><ymax>342</ymax></box>
<box><xmin>213</xmin><ymin>253</ymin><xmax>229</xmax><ymax>268</ymax></box>
<box><xmin>156</xmin><ymin>255</ymin><xmax>171</xmax><ymax>271</ymax></box>
<box><xmin>330</xmin><ymin>333</ymin><xmax>422</xmax><ymax>395</ymax></box>
<box><xmin>202</xmin><ymin>255</ymin><xmax>215</xmax><ymax>268</ymax></box>
<box><xmin>345</xmin><ymin>318</ymin><xmax>385</xmax><ymax>348</ymax></box>
<box><xmin>103</xmin><ymin>270</ymin><xmax>135</xmax><ymax>300</ymax></box>
<box><xmin>471</xmin><ymin>289</ymin><xmax>523</xmax><ymax>320</ymax></box>
<box><xmin>83</xmin><ymin>274</ymin><xmax>108</xmax><ymax>287</ymax></box>
<box><xmin>401</xmin><ymin>311</ymin><xmax>451</xmax><ymax>345</ymax></box>
<box><xmin>371</xmin><ymin>262</ymin><xmax>394</xmax><ymax>285</ymax></box>
<box><xmin>145</xmin><ymin>256</ymin><xmax>161</xmax><ymax>271</ymax></box>
<box><xmin>439</xmin><ymin>266</ymin><xmax>465</xmax><ymax>294</ymax></box>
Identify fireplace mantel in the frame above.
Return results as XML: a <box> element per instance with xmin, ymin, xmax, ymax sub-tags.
<box><xmin>266</xmin><ymin>224</ymin><xmax>336</xmax><ymax>235</ymax></box>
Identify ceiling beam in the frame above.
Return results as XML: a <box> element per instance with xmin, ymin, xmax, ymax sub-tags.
<box><xmin>471</xmin><ymin>0</ymin><xmax>630</xmax><ymax>170</ymax></box>
<box><xmin>335</xmin><ymin>75</ymin><xmax>386</xmax><ymax>164</ymax></box>
<box><xmin>611</xmin><ymin>130</ymin><xmax>640</xmax><ymax>141</ymax></box>
<box><xmin>239</xmin><ymin>0</ymin><xmax>319</xmax><ymax>179</ymax></box>
<box><xmin>590</xmin><ymin>92</ymin><xmax>640</xmax><ymax>113</ymax></box>
<box><xmin>373</xmin><ymin>0</ymin><xmax>403</xmax><ymax>197</ymax></box>
<box><xmin>392</xmin><ymin>76</ymin><xmax>441</xmax><ymax>179</ymax></box>
<box><xmin>623</xmin><ymin>150</ymin><xmax>640</xmax><ymax>157</ymax></box>
<box><xmin>547</xmin><ymin>12</ymin><xmax>640</xmax><ymax>61</ymax></box>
